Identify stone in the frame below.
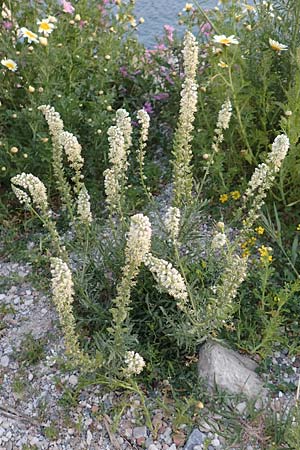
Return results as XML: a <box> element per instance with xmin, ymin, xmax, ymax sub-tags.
<box><xmin>198</xmin><ymin>341</ymin><xmax>267</xmax><ymax>400</ymax></box>
<box><xmin>86</xmin><ymin>430</ymin><xmax>92</xmax><ymax>446</ymax></box>
<box><xmin>183</xmin><ymin>429</ymin><xmax>204</xmax><ymax>450</ymax></box>
<box><xmin>211</xmin><ymin>437</ymin><xmax>220</xmax><ymax>447</ymax></box>
<box><xmin>69</xmin><ymin>375</ymin><xmax>78</xmax><ymax>386</ymax></box>
<box><xmin>0</xmin><ymin>356</ymin><xmax>9</xmax><ymax>367</ymax></box>
<box><xmin>133</xmin><ymin>426</ymin><xmax>147</xmax><ymax>439</ymax></box>
<box><xmin>236</xmin><ymin>401</ymin><xmax>247</xmax><ymax>414</ymax></box>
<box><xmin>148</xmin><ymin>445</ymin><xmax>159</xmax><ymax>450</ymax></box>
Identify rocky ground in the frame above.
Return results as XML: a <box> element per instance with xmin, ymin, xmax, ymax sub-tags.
<box><xmin>0</xmin><ymin>258</ymin><xmax>299</xmax><ymax>450</ymax></box>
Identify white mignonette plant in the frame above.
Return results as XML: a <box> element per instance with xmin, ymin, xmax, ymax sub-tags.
<box><xmin>172</xmin><ymin>31</ymin><xmax>199</xmax><ymax>207</ymax></box>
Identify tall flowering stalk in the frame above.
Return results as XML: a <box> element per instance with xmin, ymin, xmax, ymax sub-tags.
<box><xmin>164</xmin><ymin>206</ymin><xmax>181</xmax><ymax>244</ymax></box>
<box><xmin>199</xmin><ymin>98</ymin><xmax>232</xmax><ymax>195</ymax></box>
<box><xmin>243</xmin><ymin>134</ymin><xmax>290</xmax><ymax>229</ymax></box>
<box><xmin>172</xmin><ymin>31</ymin><xmax>199</xmax><ymax>207</ymax></box>
<box><xmin>39</xmin><ymin>105</ymin><xmax>92</xmax><ymax>226</ymax></box>
<box><xmin>104</xmin><ymin>109</ymin><xmax>132</xmax><ymax>218</ymax></box>
<box><xmin>50</xmin><ymin>257</ymin><xmax>93</xmax><ymax>366</ymax></box>
<box><xmin>108</xmin><ymin>214</ymin><xmax>152</xmax><ymax>352</ymax></box>
<box><xmin>11</xmin><ymin>173</ymin><xmax>64</xmax><ymax>257</ymax></box>
<box><xmin>137</xmin><ymin>108</ymin><xmax>151</xmax><ymax>199</ymax></box>
<box><xmin>39</xmin><ymin>105</ymin><xmax>73</xmax><ymax>216</ymax></box>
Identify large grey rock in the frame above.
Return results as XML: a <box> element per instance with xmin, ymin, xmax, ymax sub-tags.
<box><xmin>183</xmin><ymin>428</ymin><xmax>204</xmax><ymax>450</ymax></box>
<box><xmin>198</xmin><ymin>341</ymin><xmax>267</xmax><ymax>400</ymax></box>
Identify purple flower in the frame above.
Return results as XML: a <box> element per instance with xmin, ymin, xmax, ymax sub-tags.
<box><xmin>164</xmin><ymin>24</ymin><xmax>174</xmax><ymax>43</ymax></box>
<box><xmin>61</xmin><ymin>0</ymin><xmax>75</xmax><ymax>14</ymax></box>
<box><xmin>143</xmin><ymin>102</ymin><xmax>154</xmax><ymax>115</ymax></box>
<box><xmin>2</xmin><ymin>21</ymin><xmax>13</xmax><ymax>30</ymax></box>
<box><xmin>153</xmin><ymin>93</ymin><xmax>169</xmax><ymax>101</ymax></box>
<box><xmin>200</xmin><ymin>22</ymin><xmax>212</xmax><ymax>37</ymax></box>
<box><xmin>120</xmin><ymin>66</ymin><xmax>128</xmax><ymax>77</ymax></box>
<box><xmin>131</xmin><ymin>120</ymin><xmax>139</xmax><ymax>127</ymax></box>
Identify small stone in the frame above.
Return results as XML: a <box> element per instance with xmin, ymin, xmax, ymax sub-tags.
<box><xmin>183</xmin><ymin>429</ymin><xmax>204</xmax><ymax>450</ymax></box>
<box><xmin>69</xmin><ymin>375</ymin><xmax>78</xmax><ymax>386</ymax></box>
<box><xmin>193</xmin><ymin>446</ymin><xmax>202</xmax><ymax>450</ymax></box>
<box><xmin>133</xmin><ymin>426</ymin><xmax>147</xmax><ymax>439</ymax></box>
<box><xmin>28</xmin><ymin>373</ymin><xmax>34</xmax><ymax>381</ymax></box>
<box><xmin>0</xmin><ymin>356</ymin><xmax>9</xmax><ymax>367</ymax></box>
<box><xmin>148</xmin><ymin>445</ymin><xmax>159</xmax><ymax>450</ymax></box>
<box><xmin>236</xmin><ymin>402</ymin><xmax>247</xmax><ymax>414</ymax></box>
<box><xmin>211</xmin><ymin>437</ymin><xmax>220</xmax><ymax>447</ymax></box>
<box><xmin>86</xmin><ymin>430</ymin><xmax>93</xmax><ymax>445</ymax></box>
<box><xmin>169</xmin><ymin>445</ymin><xmax>177</xmax><ymax>450</ymax></box>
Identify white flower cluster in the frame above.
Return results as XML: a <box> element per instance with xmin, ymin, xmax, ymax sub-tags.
<box><xmin>137</xmin><ymin>109</ymin><xmax>150</xmax><ymax>144</ymax></box>
<box><xmin>77</xmin><ymin>186</ymin><xmax>93</xmax><ymax>225</ymax></box>
<box><xmin>11</xmin><ymin>172</ymin><xmax>49</xmax><ymax>212</ymax></box>
<box><xmin>104</xmin><ymin>109</ymin><xmax>132</xmax><ymax>215</ymax></box>
<box><xmin>243</xmin><ymin>134</ymin><xmax>289</xmax><ymax>227</ymax></box>
<box><xmin>123</xmin><ymin>351</ymin><xmax>146</xmax><ymax>376</ymax></box>
<box><xmin>125</xmin><ymin>214</ymin><xmax>152</xmax><ymax>267</ymax></box>
<box><xmin>144</xmin><ymin>254</ymin><xmax>188</xmax><ymax>303</ymax></box>
<box><xmin>216</xmin><ymin>254</ymin><xmax>247</xmax><ymax>305</ymax></box>
<box><xmin>115</xmin><ymin>108</ymin><xmax>132</xmax><ymax>152</ymax></box>
<box><xmin>173</xmin><ymin>31</ymin><xmax>199</xmax><ymax>206</ymax></box>
<box><xmin>50</xmin><ymin>257</ymin><xmax>84</xmax><ymax>359</ymax></box>
<box><xmin>216</xmin><ymin>98</ymin><xmax>232</xmax><ymax>131</ymax></box>
<box><xmin>38</xmin><ymin>105</ymin><xmax>64</xmax><ymax>141</ymax></box>
<box><xmin>182</xmin><ymin>31</ymin><xmax>199</xmax><ymax>80</ymax></box>
<box><xmin>211</xmin><ymin>232</ymin><xmax>227</xmax><ymax>249</ymax></box>
<box><xmin>211</xmin><ymin>98</ymin><xmax>232</xmax><ymax>155</ymax></box>
<box><xmin>60</xmin><ymin>131</ymin><xmax>84</xmax><ymax>177</ymax></box>
<box><xmin>164</xmin><ymin>206</ymin><xmax>181</xmax><ymax>242</ymax></box>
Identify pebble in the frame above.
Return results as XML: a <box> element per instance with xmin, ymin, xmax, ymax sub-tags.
<box><xmin>69</xmin><ymin>375</ymin><xmax>78</xmax><ymax>386</ymax></box>
<box><xmin>0</xmin><ymin>356</ymin><xmax>9</xmax><ymax>367</ymax></box>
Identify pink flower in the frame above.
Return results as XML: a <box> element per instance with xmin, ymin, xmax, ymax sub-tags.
<box><xmin>61</xmin><ymin>0</ymin><xmax>75</xmax><ymax>14</ymax></box>
<box><xmin>164</xmin><ymin>24</ymin><xmax>174</xmax><ymax>43</ymax></box>
<box><xmin>2</xmin><ymin>21</ymin><xmax>13</xmax><ymax>30</ymax></box>
<box><xmin>143</xmin><ymin>102</ymin><xmax>154</xmax><ymax>115</ymax></box>
<box><xmin>200</xmin><ymin>22</ymin><xmax>212</xmax><ymax>37</ymax></box>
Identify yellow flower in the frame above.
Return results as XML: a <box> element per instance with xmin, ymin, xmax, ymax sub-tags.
<box><xmin>218</xmin><ymin>60</ymin><xmax>228</xmax><ymax>68</ymax></box>
<box><xmin>213</xmin><ymin>34</ymin><xmax>239</xmax><ymax>46</ymax></box>
<box><xmin>243</xmin><ymin>4</ymin><xmax>256</xmax><ymax>12</ymax></box>
<box><xmin>1</xmin><ymin>58</ymin><xmax>17</xmax><ymax>71</ymax></box>
<box><xmin>10</xmin><ymin>146</ymin><xmax>19</xmax><ymax>154</ymax></box>
<box><xmin>219</xmin><ymin>193</ymin><xmax>228</xmax><ymax>203</ymax></box>
<box><xmin>269</xmin><ymin>38</ymin><xmax>288</xmax><ymax>52</ymax></box>
<box><xmin>242</xmin><ymin>249</ymin><xmax>250</xmax><ymax>258</ymax></box>
<box><xmin>37</xmin><ymin>18</ymin><xmax>55</xmax><ymax>36</ymax></box>
<box><xmin>255</xmin><ymin>226</ymin><xmax>265</xmax><ymax>235</ymax></box>
<box><xmin>231</xmin><ymin>190</ymin><xmax>241</xmax><ymax>200</ymax></box>
<box><xmin>184</xmin><ymin>3</ymin><xmax>193</xmax><ymax>11</ymax></box>
<box><xmin>297</xmin><ymin>224</ymin><xmax>300</xmax><ymax>231</ymax></box>
<box><xmin>258</xmin><ymin>245</ymin><xmax>273</xmax><ymax>263</ymax></box>
<box><xmin>28</xmin><ymin>85</ymin><xmax>35</xmax><ymax>93</ymax></box>
<box><xmin>20</xmin><ymin>27</ymin><xmax>39</xmax><ymax>43</ymax></box>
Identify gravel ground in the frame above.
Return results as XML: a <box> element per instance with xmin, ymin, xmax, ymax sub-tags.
<box><xmin>0</xmin><ymin>255</ymin><xmax>299</xmax><ymax>449</ymax></box>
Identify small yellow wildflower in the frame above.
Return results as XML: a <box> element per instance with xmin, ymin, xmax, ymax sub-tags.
<box><xmin>218</xmin><ymin>60</ymin><xmax>228</xmax><ymax>68</ymax></box>
<box><xmin>258</xmin><ymin>245</ymin><xmax>273</xmax><ymax>263</ymax></box>
<box><xmin>255</xmin><ymin>226</ymin><xmax>265</xmax><ymax>235</ymax></box>
<box><xmin>28</xmin><ymin>86</ymin><xmax>35</xmax><ymax>93</ymax></box>
<box><xmin>184</xmin><ymin>3</ymin><xmax>193</xmax><ymax>11</ymax></box>
<box><xmin>297</xmin><ymin>224</ymin><xmax>300</xmax><ymax>231</ymax></box>
<box><xmin>219</xmin><ymin>193</ymin><xmax>228</xmax><ymax>203</ymax></box>
<box><xmin>10</xmin><ymin>146</ymin><xmax>19</xmax><ymax>154</ymax></box>
<box><xmin>247</xmin><ymin>236</ymin><xmax>257</xmax><ymax>246</ymax></box>
<box><xmin>231</xmin><ymin>190</ymin><xmax>241</xmax><ymax>200</ymax></box>
<box><xmin>139</xmin><ymin>17</ymin><xmax>145</xmax><ymax>24</ymax></box>
<box><xmin>1</xmin><ymin>58</ymin><xmax>17</xmax><ymax>72</ymax></box>
<box><xmin>242</xmin><ymin>249</ymin><xmax>250</xmax><ymax>258</ymax></box>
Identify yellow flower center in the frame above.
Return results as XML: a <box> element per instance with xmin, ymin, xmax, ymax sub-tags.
<box><xmin>220</xmin><ymin>38</ymin><xmax>231</xmax><ymax>45</ymax></box>
<box><xmin>40</xmin><ymin>22</ymin><xmax>51</xmax><ymax>31</ymax></box>
<box><xmin>270</xmin><ymin>43</ymin><xmax>281</xmax><ymax>51</ymax></box>
<box><xmin>26</xmin><ymin>30</ymin><xmax>37</xmax><ymax>39</ymax></box>
<box><xmin>6</xmin><ymin>62</ymin><xmax>15</xmax><ymax>69</ymax></box>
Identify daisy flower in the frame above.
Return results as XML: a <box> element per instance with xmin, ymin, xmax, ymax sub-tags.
<box><xmin>1</xmin><ymin>58</ymin><xmax>17</xmax><ymax>71</ymax></box>
<box><xmin>20</xmin><ymin>27</ymin><xmax>39</xmax><ymax>44</ymax></box>
<box><xmin>213</xmin><ymin>34</ymin><xmax>239</xmax><ymax>46</ymax></box>
<box><xmin>37</xmin><ymin>18</ymin><xmax>55</xmax><ymax>36</ymax></box>
<box><xmin>269</xmin><ymin>38</ymin><xmax>288</xmax><ymax>52</ymax></box>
